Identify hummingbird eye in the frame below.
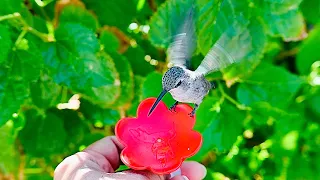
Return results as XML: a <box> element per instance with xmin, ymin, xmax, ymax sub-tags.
<box><xmin>175</xmin><ymin>81</ymin><xmax>182</xmax><ymax>88</ymax></box>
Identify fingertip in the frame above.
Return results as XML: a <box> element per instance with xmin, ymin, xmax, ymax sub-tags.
<box><xmin>170</xmin><ymin>175</ymin><xmax>189</xmax><ymax>180</ymax></box>
<box><xmin>181</xmin><ymin>161</ymin><xmax>207</xmax><ymax>180</ymax></box>
<box><xmin>121</xmin><ymin>170</ymin><xmax>166</xmax><ymax>180</ymax></box>
<box><xmin>83</xmin><ymin>136</ymin><xmax>124</xmax><ymax>170</ymax></box>
<box><xmin>182</xmin><ymin>175</ymin><xmax>189</xmax><ymax>180</ymax></box>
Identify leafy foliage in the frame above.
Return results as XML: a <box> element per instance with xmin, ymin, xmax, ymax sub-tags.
<box><xmin>0</xmin><ymin>0</ymin><xmax>320</xmax><ymax>179</ymax></box>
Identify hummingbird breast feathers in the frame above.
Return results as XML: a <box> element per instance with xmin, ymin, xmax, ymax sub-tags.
<box><xmin>169</xmin><ymin>75</ymin><xmax>211</xmax><ymax>105</ymax></box>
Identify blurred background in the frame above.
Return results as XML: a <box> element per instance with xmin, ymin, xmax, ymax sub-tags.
<box><xmin>0</xmin><ymin>0</ymin><xmax>320</xmax><ymax>179</ymax></box>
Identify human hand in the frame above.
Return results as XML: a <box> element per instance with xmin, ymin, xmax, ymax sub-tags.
<box><xmin>54</xmin><ymin>136</ymin><xmax>207</xmax><ymax>180</ymax></box>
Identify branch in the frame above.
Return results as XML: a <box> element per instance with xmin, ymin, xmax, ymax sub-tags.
<box><xmin>147</xmin><ymin>0</ymin><xmax>157</xmax><ymax>12</ymax></box>
<box><xmin>0</xmin><ymin>13</ymin><xmax>55</xmax><ymax>42</ymax></box>
<box><xmin>217</xmin><ymin>82</ymin><xmax>252</xmax><ymax>111</ymax></box>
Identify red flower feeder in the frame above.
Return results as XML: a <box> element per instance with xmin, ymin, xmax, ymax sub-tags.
<box><xmin>115</xmin><ymin>98</ymin><xmax>203</xmax><ymax>174</ymax></box>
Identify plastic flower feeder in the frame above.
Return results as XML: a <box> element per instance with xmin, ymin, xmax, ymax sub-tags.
<box><xmin>115</xmin><ymin>98</ymin><xmax>203</xmax><ymax>174</ymax></box>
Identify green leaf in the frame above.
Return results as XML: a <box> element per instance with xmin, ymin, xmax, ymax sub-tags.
<box><xmin>108</xmin><ymin>52</ymin><xmax>134</xmax><ymax>107</ymax></box>
<box><xmin>26</xmin><ymin>173</ymin><xmax>53</xmax><ymax>180</ymax></box>
<box><xmin>82</xmin><ymin>0</ymin><xmax>136</xmax><ymax>30</ymax></box>
<box><xmin>197</xmin><ymin>0</ymin><xmax>251</xmax><ymax>55</ymax></box>
<box><xmin>306</xmin><ymin>92</ymin><xmax>320</xmax><ymax>120</ymax></box>
<box><xmin>80</xmin><ymin>99</ymin><xmax>121</xmax><ymax>126</ymax></box>
<box><xmin>251</xmin><ymin>0</ymin><xmax>306</xmax><ymax>41</ymax></box>
<box><xmin>123</xmin><ymin>46</ymin><xmax>155</xmax><ymax>76</ymax></box>
<box><xmin>195</xmin><ymin>0</ymin><xmax>220</xmax><ymax>55</ymax></box>
<box><xmin>192</xmin><ymin>96</ymin><xmax>246</xmax><ymax>160</ymax></box>
<box><xmin>30</xmin><ymin>0</ymin><xmax>56</xmax><ymax>20</ymax></box>
<box><xmin>254</xmin><ymin>0</ymin><xmax>303</xmax><ymax>14</ymax></box>
<box><xmin>78</xmin><ymin>133</ymin><xmax>105</xmax><ymax>150</ymax></box>
<box><xmin>10</xmin><ymin>42</ymin><xmax>43</xmax><ymax>82</ymax></box>
<box><xmin>221</xmin><ymin>18</ymin><xmax>267</xmax><ymax>83</ymax></box>
<box><xmin>0</xmin><ymin>0</ymin><xmax>22</xmax><ymax>15</ymax></box>
<box><xmin>59</xmin><ymin>5</ymin><xmax>99</xmax><ymax>31</ymax></box>
<box><xmin>0</xmin><ymin>67</ymin><xmax>29</xmax><ymax>126</ymax></box>
<box><xmin>30</xmin><ymin>74</ymin><xmax>62</xmax><ymax>109</ymax></box>
<box><xmin>133</xmin><ymin>0</ymin><xmax>153</xmax><ymax>24</ymax></box>
<box><xmin>300</xmin><ymin>0</ymin><xmax>320</xmax><ymax>24</ymax></box>
<box><xmin>116</xmin><ymin>165</ymin><xmax>130</xmax><ymax>172</ymax></box>
<box><xmin>269</xmin><ymin>113</ymin><xmax>305</xmax><ymax>173</ymax></box>
<box><xmin>0</xmin><ymin>24</ymin><xmax>12</xmax><ymax>64</ymax></box>
<box><xmin>80</xmin><ymin>52</ymin><xmax>121</xmax><ymax>107</ymax></box>
<box><xmin>301</xmin><ymin>122</ymin><xmax>320</xmax><ymax>152</ymax></box>
<box><xmin>54</xmin><ymin>23</ymin><xmax>99</xmax><ymax>56</ymax></box>
<box><xmin>204</xmin><ymin>170</ymin><xmax>228</xmax><ymax>180</ymax></box>
<box><xmin>296</xmin><ymin>24</ymin><xmax>320</xmax><ymax>75</ymax></box>
<box><xmin>249</xmin><ymin>102</ymin><xmax>288</xmax><ymax>126</ymax></box>
<box><xmin>262</xmin><ymin>9</ymin><xmax>306</xmax><ymax>41</ymax></box>
<box><xmin>18</xmin><ymin>110</ymin><xmax>67</xmax><ymax>156</ymax></box>
<box><xmin>32</xmin><ymin>16</ymin><xmax>49</xmax><ymax>34</ymax></box>
<box><xmin>49</xmin><ymin>108</ymin><xmax>90</xmax><ymax>153</ymax></box>
<box><xmin>20</xmin><ymin>4</ymin><xmax>34</xmax><ymax>26</ymax></box>
<box><xmin>148</xmin><ymin>0</ymin><xmax>194</xmax><ymax>48</ymax></box>
<box><xmin>137</xmin><ymin>38</ymin><xmax>163</xmax><ymax>62</ymax></box>
<box><xmin>42</xmin><ymin>23</ymin><xmax>120</xmax><ymax>106</ymax></box>
<box><xmin>142</xmin><ymin>72</ymin><xmax>175</xmax><ymax>106</ymax></box>
<box><xmin>287</xmin><ymin>155</ymin><xmax>317</xmax><ymax>180</ymax></box>
<box><xmin>262</xmin><ymin>37</ymin><xmax>283</xmax><ymax>63</ymax></box>
<box><xmin>126</xmin><ymin>75</ymin><xmax>145</xmax><ymax>117</ymax></box>
<box><xmin>0</xmin><ymin>120</ymin><xmax>21</xmax><ymax>175</ymax></box>
<box><xmin>194</xmin><ymin>96</ymin><xmax>220</xmax><ymax>132</ymax></box>
<box><xmin>136</xmin><ymin>0</ymin><xmax>146</xmax><ymax>11</ymax></box>
<box><xmin>100</xmin><ymin>30</ymin><xmax>120</xmax><ymax>53</ymax></box>
<box><xmin>236</xmin><ymin>62</ymin><xmax>303</xmax><ymax>108</ymax></box>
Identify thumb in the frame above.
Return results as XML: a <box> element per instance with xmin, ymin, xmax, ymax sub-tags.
<box><xmin>170</xmin><ymin>175</ymin><xmax>189</xmax><ymax>180</ymax></box>
<box><xmin>117</xmin><ymin>169</ymin><xmax>167</xmax><ymax>179</ymax></box>
<box><xmin>81</xmin><ymin>169</ymin><xmax>167</xmax><ymax>180</ymax></box>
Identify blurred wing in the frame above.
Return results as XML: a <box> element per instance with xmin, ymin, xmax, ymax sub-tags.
<box><xmin>195</xmin><ymin>21</ymin><xmax>251</xmax><ymax>75</ymax></box>
<box><xmin>167</xmin><ymin>6</ymin><xmax>196</xmax><ymax>69</ymax></box>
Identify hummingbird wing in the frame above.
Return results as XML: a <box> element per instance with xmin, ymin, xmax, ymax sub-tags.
<box><xmin>167</xmin><ymin>6</ymin><xmax>196</xmax><ymax>69</ymax></box>
<box><xmin>195</xmin><ymin>21</ymin><xmax>251</xmax><ymax>75</ymax></box>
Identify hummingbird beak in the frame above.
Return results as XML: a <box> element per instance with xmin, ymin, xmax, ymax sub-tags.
<box><xmin>148</xmin><ymin>90</ymin><xmax>167</xmax><ymax>116</ymax></box>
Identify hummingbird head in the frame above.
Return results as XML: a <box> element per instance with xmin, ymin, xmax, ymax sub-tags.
<box><xmin>162</xmin><ymin>66</ymin><xmax>186</xmax><ymax>91</ymax></box>
<box><xmin>148</xmin><ymin>66</ymin><xmax>187</xmax><ymax>116</ymax></box>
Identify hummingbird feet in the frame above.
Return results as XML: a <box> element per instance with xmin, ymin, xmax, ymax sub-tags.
<box><xmin>210</xmin><ymin>81</ymin><xmax>216</xmax><ymax>89</ymax></box>
<box><xmin>188</xmin><ymin>111</ymin><xmax>195</xmax><ymax>117</ymax></box>
<box><xmin>188</xmin><ymin>104</ymin><xmax>199</xmax><ymax>117</ymax></box>
<box><xmin>169</xmin><ymin>101</ymin><xmax>179</xmax><ymax>112</ymax></box>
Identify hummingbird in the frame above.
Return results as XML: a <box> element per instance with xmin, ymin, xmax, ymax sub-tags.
<box><xmin>148</xmin><ymin>6</ymin><xmax>250</xmax><ymax>117</ymax></box>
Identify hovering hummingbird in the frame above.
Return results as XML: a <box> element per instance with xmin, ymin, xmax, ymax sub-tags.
<box><xmin>148</xmin><ymin>6</ymin><xmax>250</xmax><ymax>117</ymax></box>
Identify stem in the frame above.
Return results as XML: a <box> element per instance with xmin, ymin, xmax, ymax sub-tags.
<box><xmin>18</xmin><ymin>155</ymin><xmax>25</xmax><ymax>180</ymax></box>
<box><xmin>0</xmin><ymin>12</ymin><xmax>20</xmax><ymax>21</ymax></box>
<box><xmin>237</xmin><ymin>78</ymin><xmax>307</xmax><ymax>85</ymax></box>
<box><xmin>40</xmin><ymin>7</ymin><xmax>50</xmax><ymax>21</ymax></box>
<box><xmin>25</xmin><ymin>26</ymin><xmax>54</xmax><ymax>42</ymax></box>
<box><xmin>13</xmin><ymin>29</ymin><xmax>28</xmax><ymax>50</ymax></box>
<box><xmin>147</xmin><ymin>0</ymin><xmax>157</xmax><ymax>11</ymax></box>
<box><xmin>61</xmin><ymin>86</ymin><xmax>68</xmax><ymax>103</ymax></box>
<box><xmin>276</xmin><ymin>47</ymin><xmax>299</xmax><ymax>60</ymax></box>
<box><xmin>35</xmin><ymin>0</ymin><xmax>55</xmax><ymax>7</ymax></box>
<box><xmin>46</xmin><ymin>21</ymin><xmax>55</xmax><ymax>39</ymax></box>
<box><xmin>218</xmin><ymin>82</ymin><xmax>252</xmax><ymax>111</ymax></box>
<box><xmin>24</xmin><ymin>168</ymin><xmax>44</xmax><ymax>174</ymax></box>
<box><xmin>119</xmin><ymin>107</ymin><xmax>126</xmax><ymax>118</ymax></box>
<box><xmin>0</xmin><ymin>13</ymin><xmax>55</xmax><ymax>42</ymax></box>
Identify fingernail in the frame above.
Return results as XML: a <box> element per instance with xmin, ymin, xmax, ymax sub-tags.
<box><xmin>168</xmin><ymin>168</ymin><xmax>181</xmax><ymax>179</ymax></box>
<box><xmin>200</xmin><ymin>164</ymin><xmax>207</xmax><ymax>179</ymax></box>
<box><xmin>182</xmin><ymin>175</ymin><xmax>189</xmax><ymax>180</ymax></box>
